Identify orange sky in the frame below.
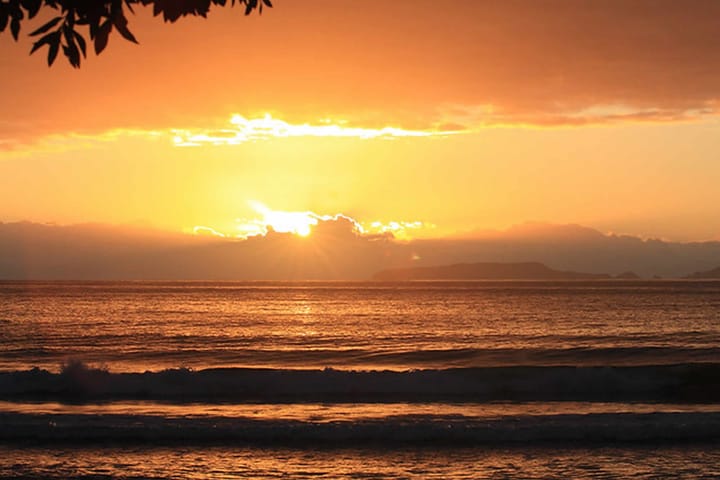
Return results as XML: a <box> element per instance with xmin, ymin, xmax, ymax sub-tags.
<box><xmin>1</xmin><ymin>0</ymin><xmax>720</xmax><ymax>241</ymax></box>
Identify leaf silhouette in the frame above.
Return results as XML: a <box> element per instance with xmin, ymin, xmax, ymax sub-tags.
<box><xmin>47</xmin><ymin>32</ymin><xmax>60</xmax><ymax>66</ymax></box>
<box><xmin>20</xmin><ymin>0</ymin><xmax>42</xmax><ymax>18</ymax></box>
<box><xmin>29</xmin><ymin>16</ymin><xmax>62</xmax><ymax>36</ymax></box>
<box><xmin>30</xmin><ymin>30</ymin><xmax>58</xmax><ymax>54</ymax></box>
<box><xmin>63</xmin><ymin>26</ymin><xmax>81</xmax><ymax>67</ymax></box>
<box><xmin>4</xmin><ymin>0</ymin><xmax>272</xmax><ymax>67</ymax></box>
<box><xmin>63</xmin><ymin>42</ymin><xmax>80</xmax><ymax>68</ymax></box>
<box><xmin>0</xmin><ymin>8</ymin><xmax>9</xmax><ymax>33</ymax></box>
<box><xmin>112</xmin><ymin>12</ymin><xmax>138</xmax><ymax>43</ymax></box>
<box><xmin>94</xmin><ymin>20</ymin><xmax>112</xmax><ymax>55</ymax></box>
<box><xmin>73</xmin><ymin>30</ymin><xmax>87</xmax><ymax>57</ymax></box>
<box><xmin>10</xmin><ymin>17</ymin><xmax>20</xmax><ymax>40</ymax></box>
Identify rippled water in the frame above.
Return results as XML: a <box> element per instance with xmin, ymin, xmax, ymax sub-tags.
<box><xmin>3</xmin><ymin>446</ymin><xmax>720</xmax><ymax>479</ymax></box>
<box><xmin>1</xmin><ymin>281</ymin><xmax>719</xmax><ymax>478</ymax></box>
<box><xmin>2</xmin><ymin>281</ymin><xmax>719</xmax><ymax>371</ymax></box>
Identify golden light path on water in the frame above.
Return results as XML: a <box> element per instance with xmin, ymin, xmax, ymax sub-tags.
<box><xmin>2</xmin><ymin>401</ymin><xmax>717</xmax><ymax>421</ymax></box>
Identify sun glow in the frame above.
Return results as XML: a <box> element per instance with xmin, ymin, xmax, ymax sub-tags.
<box><xmin>190</xmin><ymin>201</ymin><xmax>433</xmax><ymax>240</ymax></box>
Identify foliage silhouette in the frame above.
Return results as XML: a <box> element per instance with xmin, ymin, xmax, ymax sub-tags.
<box><xmin>0</xmin><ymin>0</ymin><xmax>271</xmax><ymax>68</ymax></box>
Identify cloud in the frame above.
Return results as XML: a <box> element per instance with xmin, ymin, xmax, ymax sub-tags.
<box><xmin>17</xmin><ymin>101</ymin><xmax>703</xmax><ymax>158</ymax></box>
<box><xmin>226</xmin><ymin>201</ymin><xmax>431</xmax><ymax>240</ymax></box>
<box><xmin>0</xmin><ymin>128</ymin><xmax>165</xmax><ymax>158</ymax></box>
<box><xmin>171</xmin><ymin>114</ymin><xmax>459</xmax><ymax>146</ymax></box>
<box><xmin>437</xmin><ymin>103</ymin><xmax>720</xmax><ymax>130</ymax></box>
<box><xmin>191</xmin><ymin>226</ymin><xmax>226</xmax><ymax>238</ymax></box>
<box><xmin>282</xmin><ymin>0</ymin><xmax>720</xmax><ymax>129</ymax></box>
<box><xmin>4</xmin><ymin>0</ymin><xmax>720</xmax><ymax>145</ymax></box>
<box><xmin>0</xmin><ymin>113</ymin><xmax>460</xmax><ymax>157</ymax></box>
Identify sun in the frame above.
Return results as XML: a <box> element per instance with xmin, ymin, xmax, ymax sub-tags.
<box><xmin>250</xmin><ymin>201</ymin><xmax>317</xmax><ymax>237</ymax></box>
<box><xmin>294</xmin><ymin>223</ymin><xmax>312</xmax><ymax>237</ymax></box>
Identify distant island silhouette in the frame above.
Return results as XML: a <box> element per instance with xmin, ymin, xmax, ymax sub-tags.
<box><xmin>685</xmin><ymin>266</ymin><xmax>720</xmax><ymax>279</ymax></box>
<box><xmin>373</xmin><ymin>262</ymin><xmax>612</xmax><ymax>281</ymax></box>
<box><xmin>615</xmin><ymin>271</ymin><xmax>641</xmax><ymax>280</ymax></box>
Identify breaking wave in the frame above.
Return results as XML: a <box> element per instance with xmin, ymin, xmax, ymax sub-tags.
<box><xmin>2</xmin><ymin>411</ymin><xmax>720</xmax><ymax>446</ymax></box>
<box><xmin>1</xmin><ymin>361</ymin><xmax>719</xmax><ymax>403</ymax></box>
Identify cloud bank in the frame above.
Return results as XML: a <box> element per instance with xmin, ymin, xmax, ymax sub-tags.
<box><xmin>4</xmin><ymin>0</ymin><xmax>720</xmax><ymax>144</ymax></box>
<box><xmin>2</xmin><ymin>220</ymin><xmax>720</xmax><ymax>280</ymax></box>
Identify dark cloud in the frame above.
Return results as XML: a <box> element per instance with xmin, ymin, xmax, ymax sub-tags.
<box><xmin>2</xmin><ymin>220</ymin><xmax>720</xmax><ymax>280</ymax></box>
<box><xmin>3</xmin><ymin>0</ymin><xmax>720</xmax><ymax>144</ymax></box>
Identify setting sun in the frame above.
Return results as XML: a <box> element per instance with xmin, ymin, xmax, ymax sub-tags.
<box><xmin>194</xmin><ymin>200</ymin><xmax>433</xmax><ymax>240</ymax></box>
<box><xmin>248</xmin><ymin>201</ymin><xmax>317</xmax><ymax>237</ymax></box>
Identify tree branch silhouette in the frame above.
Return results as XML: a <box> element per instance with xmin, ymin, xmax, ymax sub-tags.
<box><xmin>0</xmin><ymin>0</ymin><xmax>272</xmax><ymax>68</ymax></box>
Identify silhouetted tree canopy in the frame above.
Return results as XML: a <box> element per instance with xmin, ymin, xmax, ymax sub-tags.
<box><xmin>0</xmin><ymin>0</ymin><xmax>271</xmax><ymax>68</ymax></box>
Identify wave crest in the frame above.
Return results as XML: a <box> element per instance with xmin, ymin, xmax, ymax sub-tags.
<box><xmin>1</xmin><ymin>362</ymin><xmax>719</xmax><ymax>403</ymax></box>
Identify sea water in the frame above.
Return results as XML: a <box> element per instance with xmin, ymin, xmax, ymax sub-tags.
<box><xmin>1</xmin><ymin>281</ymin><xmax>719</xmax><ymax>478</ymax></box>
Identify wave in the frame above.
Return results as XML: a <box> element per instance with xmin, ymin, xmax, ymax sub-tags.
<box><xmin>2</xmin><ymin>411</ymin><xmax>720</xmax><ymax>446</ymax></box>
<box><xmin>1</xmin><ymin>362</ymin><xmax>719</xmax><ymax>403</ymax></box>
<box><xmin>4</xmin><ymin>346</ymin><xmax>720</xmax><ymax>370</ymax></box>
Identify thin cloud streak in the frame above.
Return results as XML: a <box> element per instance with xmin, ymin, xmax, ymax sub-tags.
<box><xmin>171</xmin><ymin>114</ymin><xmax>461</xmax><ymax>146</ymax></box>
<box><xmin>3</xmin><ymin>105</ymin><xmax>718</xmax><ymax>158</ymax></box>
<box><xmin>0</xmin><ymin>128</ymin><xmax>165</xmax><ymax>158</ymax></box>
<box><xmin>0</xmin><ymin>114</ymin><xmax>462</xmax><ymax>155</ymax></box>
<box><xmin>437</xmin><ymin>103</ymin><xmax>720</xmax><ymax>131</ymax></box>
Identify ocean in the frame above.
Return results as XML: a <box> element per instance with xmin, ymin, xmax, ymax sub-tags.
<box><xmin>1</xmin><ymin>280</ymin><xmax>719</xmax><ymax>478</ymax></box>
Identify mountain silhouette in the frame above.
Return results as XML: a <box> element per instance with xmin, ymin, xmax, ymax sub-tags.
<box><xmin>372</xmin><ymin>262</ymin><xmax>611</xmax><ymax>281</ymax></box>
<box><xmin>685</xmin><ymin>266</ymin><xmax>720</xmax><ymax>279</ymax></box>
